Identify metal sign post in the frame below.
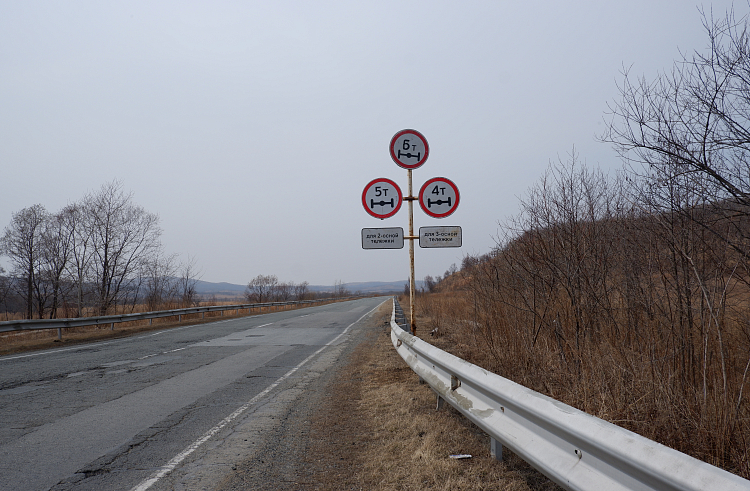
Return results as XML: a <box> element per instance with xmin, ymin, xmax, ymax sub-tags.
<box><xmin>361</xmin><ymin>129</ymin><xmax>461</xmax><ymax>336</ymax></box>
<box><xmin>407</xmin><ymin>168</ymin><xmax>417</xmax><ymax>334</ymax></box>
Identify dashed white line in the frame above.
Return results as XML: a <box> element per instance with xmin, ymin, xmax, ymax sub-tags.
<box><xmin>0</xmin><ymin>340</ymin><xmax>122</xmax><ymax>361</ymax></box>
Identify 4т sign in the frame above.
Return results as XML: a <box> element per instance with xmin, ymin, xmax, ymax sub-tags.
<box><xmin>419</xmin><ymin>177</ymin><xmax>460</xmax><ymax>218</ymax></box>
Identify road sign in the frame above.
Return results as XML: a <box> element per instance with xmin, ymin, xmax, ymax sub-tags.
<box><xmin>362</xmin><ymin>177</ymin><xmax>403</xmax><ymax>219</ymax></box>
<box><xmin>419</xmin><ymin>226</ymin><xmax>462</xmax><ymax>248</ymax></box>
<box><xmin>419</xmin><ymin>177</ymin><xmax>460</xmax><ymax>218</ymax></box>
<box><xmin>390</xmin><ymin>129</ymin><xmax>429</xmax><ymax>169</ymax></box>
<box><xmin>362</xmin><ymin>227</ymin><xmax>404</xmax><ymax>249</ymax></box>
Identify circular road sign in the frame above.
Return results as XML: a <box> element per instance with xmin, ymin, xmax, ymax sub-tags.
<box><xmin>419</xmin><ymin>177</ymin><xmax>460</xmax><ymax>218</ymax></box>
<box><xmin>390</xmin><ymin>129</ymin><xmax>429</xmax><ymax>169</ymax></box>
<box><xmin>362</xmin><ymin>178</ymin><xmax>403</xmax><ymax>219</ymax></box>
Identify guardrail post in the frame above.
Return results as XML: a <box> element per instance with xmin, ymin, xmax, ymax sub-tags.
<box><xmin>179</xmin><ymin>314</ymin><xmax>182</xmax><ymax>322</ymax></box>
<box><xmin>57</xmin><ymin>327</ymin><xmax>62</xmax><ymax>340</ymax></box>
<box><xmin>490</xmin><ymin>438</ymin><xmax>503</xmax><ymax>461</ymax></box>
<box><xmin>110</xmin><ymin>322</ymin><xmax>115</xmax><ymax>331</ymax></box>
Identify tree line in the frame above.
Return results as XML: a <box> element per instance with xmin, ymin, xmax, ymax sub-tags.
<box><xmin>244</xmin><ymin>275</ymin><xmax>351</xmax><ymax>303</ymax></box>
<box><xmin>0</xmin><ymin>180</ymin><xmax>201</xmax><ymax>319</ymax></box>
<box><xmin>442</xmin><ymin>8</ymin><xmax>750</xmax><ymax>475</ymax></box>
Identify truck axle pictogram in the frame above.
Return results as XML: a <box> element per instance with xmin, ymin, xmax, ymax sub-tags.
<box><xmin>397</xmin><ymin>150</ymin><xmax>421</xmax><ymax>161</ymax></box>
<box><xmin>371</xmin><ymin>198</ymin><xmax>395</xmax><ymax>209</ymax></box>
<box><xmin>427</xmin><ymin>197</ymin><xmax>451</xmax><ymax>208</ymax></box>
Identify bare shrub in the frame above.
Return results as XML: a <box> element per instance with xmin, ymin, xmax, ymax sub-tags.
<box><xmin>422</xmin><ymin>148</ymin><xmax>750</xmax><ymax>476</ymax></box>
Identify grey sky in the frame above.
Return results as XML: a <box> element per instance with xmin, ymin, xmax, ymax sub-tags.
<box><xmin>0</xmin><ymin>1</ymin><xmax>742</xmax><ymax>285</ymax></box>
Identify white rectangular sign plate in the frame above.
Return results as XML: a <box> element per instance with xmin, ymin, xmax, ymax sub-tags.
<box><xmin>419</xmin><ymin>226</ymin><xmax>462</xmax><ymax>248</ymax></box>
<box><xmin>362</xmin><ymin>227</ymin><xmax>404</xmax><ymax>249</ymax></box>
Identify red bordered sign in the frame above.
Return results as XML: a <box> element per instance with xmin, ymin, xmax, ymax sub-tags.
<box><xmin>419</xmin><ymin>177</ymin><xmax>460</xmax><ymax>218</ymax></box>
<box><xmin>390</xmin><ymin>129</ymin><xmax>429</xmax><ymax>170</ymax></box>
<box><xmin>362</xmin><ymin>178</ymin><xmax>403</xmax><ymax>219</ymax></box>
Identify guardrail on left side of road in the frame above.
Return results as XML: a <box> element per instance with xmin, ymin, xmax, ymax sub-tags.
<box><xmin>0</xmin><ymin>296</ymin><xmax>361</xmax><ymax>336</ymax></box>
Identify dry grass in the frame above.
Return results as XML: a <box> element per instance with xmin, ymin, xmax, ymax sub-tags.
<box><xmin>411</xmin><ymin>289</ymin><xmax>750</xmax><ymax>479</ymax></box>
<box><xmin>308</xmin><ymin>301</ymin><xmax>559</xmax><ymax>490</ymax></box>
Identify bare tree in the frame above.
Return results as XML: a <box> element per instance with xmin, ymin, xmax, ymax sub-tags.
<box><xmin>177</xmin><ymin>255</ymin><xmax>202</xmax><ymax>307</ymax></box>
<box><xmin>62</xmin><ymin>202</ymin><xmax>94</xmax><ymax>317</ymax></box>
<box><xmin>333</xmin><ymin>280</ymin><xmax>349</xmax><ymax>298</ymax></box>
<box><xmin>423</xmin><ymin>275</ymin><xmax>437</xmax><ymax>293</ymax></box>
<box><xmin>0</xmin><ymin>204</ymin><xmax>48</xmax><ymax>319</ymax></box>
<box><xmin>602</xmin><ymin>7</ymin><xmax>750</xmax><ymax>257</ymax></box>
<box><xmin>245</xmin><ymin>274</ymin><xmax>278</xmax><ymax>303</ymax></box>
<box><xmin>40</xmin><ymin>210</ymin><xmax>75</xmax><ymax>318</ymax></box>
<box><xmin>601</xmin><ymin>7</ymin><xmax>750</xmax><ymax>425</ymax></box>
<box><xmin>274</xmin><ymin>282</ymin><xmax>294</xmax><ymax>301</ymax></box>
<box><xmin>0</xmin><ymin>266</ymin><xmax>10</xmax><ymax>316</ymax></box>
<box><xmin>86</xmin><ymin>181</ymin><xmax>162</xmax><ymax>314</ymax></box>
<box><xmin>294</xmin><ymin>281</ymin><xmax>310</xmax><ymax>300</ymax></box>
<box><xmin>141</xmin><ymin>251</ymin><xmax>178</xmax><ymax>311</ymax></box>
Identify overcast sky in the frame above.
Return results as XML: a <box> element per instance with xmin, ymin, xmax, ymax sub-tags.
<box><xmin>0</xmin><ymin>1</ymin><xmax>744</xmax><ymax>286</ymax></box>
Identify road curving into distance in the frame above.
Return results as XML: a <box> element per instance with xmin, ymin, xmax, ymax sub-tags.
<box><xmin>0</xmin><ymin>296</ymin><xmax>388</xmax><ymax>491</ymax></box>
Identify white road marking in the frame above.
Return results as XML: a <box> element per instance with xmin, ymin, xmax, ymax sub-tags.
<box><xmin>0</xmin><ymin>341</ymin><xmax>122</xmax><ymax>361</ymax></box>
<box><xmin>129</xmin><ymin>302</ymin><xmax>384</xmax><ymax>491</ymax></box>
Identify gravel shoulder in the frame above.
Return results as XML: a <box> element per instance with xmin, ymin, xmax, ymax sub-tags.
<box><xmin>212</xmin><ymin>300</ymin><xmax>558</xmax><ymax>490</ymax></box>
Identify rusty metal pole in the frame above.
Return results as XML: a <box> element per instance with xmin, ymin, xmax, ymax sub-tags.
<box><xmin>408</xmin><ymin>169</ymin><xmax>416</xmax><ymax>335</ymax></box>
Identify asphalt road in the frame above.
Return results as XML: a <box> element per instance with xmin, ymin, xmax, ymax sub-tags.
<box><xmin>0</xmin><ymin>296</ymin><xmax>388</xmax><ymax>491</ymax></box>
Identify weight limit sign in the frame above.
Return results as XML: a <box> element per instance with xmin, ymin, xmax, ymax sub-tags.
<box><xmin>419</xmin><ymin>177</ymin><xmax>460</xmax><ymax>218</ymax></box>
<box><xmin>362</xmin><ymin>177</ymin><xmax>403</xmax><ymax>219</ymax></box>
<box><xmin>390</xmin><ymin>129</ymin><xmax>429</xmax><ymax>170</ymax></box>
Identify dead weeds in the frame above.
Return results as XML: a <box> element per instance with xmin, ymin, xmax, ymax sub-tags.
<box><xmin>307</xmin><ymin>300</ymin><xmax>559</xmax><ymax>490</ymax></box>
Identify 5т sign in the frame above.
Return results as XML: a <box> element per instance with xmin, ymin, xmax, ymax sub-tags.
<box><xmin>362</xmin><ymin>178</ymin><xmax>403</xmax><ymax>219</ymax></box>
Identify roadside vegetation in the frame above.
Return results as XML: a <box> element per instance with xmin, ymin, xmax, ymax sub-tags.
<box><xmin>0</xmin><ymin>180</ymin><xmax>200</xmax><ymax>320</ymax></box>
<box><xmin>0</xmin><ymin>180</ymin><xmax>349</xmax><ymax>324</ymax></box>
<box><xmin>409</xmin><ymin>8</ymin><xmax>750</xmax><ymax>479</ymax></box>
<box><xmin>309</xmin><ymin>301</ymin><xmax>559</xmax><ymax>491</ymax></box>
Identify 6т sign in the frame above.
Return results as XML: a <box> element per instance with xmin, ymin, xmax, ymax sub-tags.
<box><xmin>390</xmin><ymin>129</ymin><xmax>429</xmax><ymax>170</ymax></box>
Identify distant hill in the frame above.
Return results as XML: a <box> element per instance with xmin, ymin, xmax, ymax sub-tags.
<box><xmin>193</xmin><ymin>280</ymin><xmax>247</xmax><ymax>294</ymax></box>
<box><xmin>193</xmin><ymin>280</ymin><xmax>418</xmax><ymax>295</ymax></box>
<box><xmin>340</xmin><ymin>281</ymin><xmax>421</xmax><ymax>293</ymax></box>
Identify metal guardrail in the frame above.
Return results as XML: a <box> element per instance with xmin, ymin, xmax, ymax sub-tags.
<box><xmin>0</xmin><ymin>297</ymin><xmax>354</xmax><ymax>335</ymax></box>
<box><xmin>389</xmin><ymin>298</ymin><xmax>750</xmax><ymax>491</ymax></box>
